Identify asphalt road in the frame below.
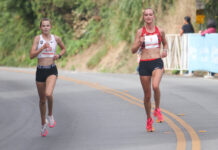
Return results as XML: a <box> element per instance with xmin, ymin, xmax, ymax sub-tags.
<box><xmin>0</xmin><ymin>67</ymin><xmax>217</xmax><ymax>150</ymax></box>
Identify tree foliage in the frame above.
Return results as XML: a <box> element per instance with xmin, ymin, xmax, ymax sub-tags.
<box><xmin>0</xmin><ymin>0</ymin><xmax>97</xmax><ymax>66</ymax></box>
<box><xmin>0</xmin><ymin>0</ymin><xmax>175</xmax><ymax>67</ymax></box>
<box><xmin>204</xmin><ymin>0</ymin><xmax>218</xmax><ymax>28</ymax></box>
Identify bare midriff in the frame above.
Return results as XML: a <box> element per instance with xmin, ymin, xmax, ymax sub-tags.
<box><xmin>140</xmin><ymin>48</ymin><xmax>161</xmax><ymax>60</ymax></box>
<box><xmin>38</xmin><ymin>58</ymin><xmax>55</xmax><ymax>66</ymax></box>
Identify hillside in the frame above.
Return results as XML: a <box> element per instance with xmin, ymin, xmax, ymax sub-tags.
<box><xmin>61</xmin><ymin>0</ymin><xmax>196</xmax><ymax>73</ymax></box>
<box><xmin>0</xmin><ymin>0</ymin><xmax>215</xmax><ymax>73</ymax></box>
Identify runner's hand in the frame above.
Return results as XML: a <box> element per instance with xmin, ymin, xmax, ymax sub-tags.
<box><xmin>42</xmin><ymin>42</ymin><xmax>50</xmax><ymax>50</ymax></box>
<box><xmin>161</xmin><ymin>50</ymin><xmax>167</xmax><ymax>58</ymax></box>
<box><xmin>139</xmin><ymin>36</ymin><xmax>144</xmax><ymax>45</ymax></box>
<box><xmin>53</xmin><ymin>54</ymin><xmax>59</xmax><ymax>60</ymax></box>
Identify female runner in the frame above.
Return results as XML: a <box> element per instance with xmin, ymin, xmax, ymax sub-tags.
<box><xmin>30</xmin><ymin>18</ymin><xmax>66</xmax><ymax>136</ymax></box>
<box><xmin>131</xmin><ymin>8</ymin><xmax>168</xmax><ymax>132</ymax></box>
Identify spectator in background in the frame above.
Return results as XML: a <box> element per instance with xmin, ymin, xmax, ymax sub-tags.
<box><xmin>200</xmin><ymin>19</ymin><xmax>216</xmax><ymax>36</ymax></box>
<box><xmin>180</xmin><ymin>16</ymin><xmax>195</xmax><ymax>76</ymax></box>
<box><xmin>200</xmin><ymin>19</ymin><xmax>217</xmax><ymax>78</ymax></box>
<box><xmin>180</xmin><ymin>16</ymin><xmax>195</xmax><ymax>36</ymax></box>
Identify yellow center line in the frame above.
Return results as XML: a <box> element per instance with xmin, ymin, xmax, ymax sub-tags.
<box><xmin>0</xmin><ymin>68</ymin><xmax>35</xmax><ymax>75</ymax></box>
<box><xmin>1</xmin><ymin>68</ymin><xmax>201</xmax><ymax>150</ymax></box>
<box><xmin>161</xmin><ymin>110</ymin><xmax>201</xmax><ymax>150</ymax></box>
<box><xmin>96</xmin><ymin>83</ymin><xmax>201</xmax><ymax>150</ymax></box>
<box><xmin>59</xmin><ymin>76</ymin><xmax>187</xmax><ymax>150</ymax></box>
<box><xmin>164</xmin><ymin>115</ymin><xmax>186</xmax><ymax>150</ymax></box>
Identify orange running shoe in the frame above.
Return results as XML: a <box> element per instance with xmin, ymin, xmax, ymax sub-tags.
<box><xmin>146</xmin><ymin>117</ymin><xmax>155</xmax><ymax>132</ymax></box>
<box><xmin>153</xmin><ymin>108</ymin><xmax>164</xmax><ymax>123</ymax></box>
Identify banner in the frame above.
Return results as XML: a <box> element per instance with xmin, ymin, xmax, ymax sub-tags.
<box><xmin>188</xmin><ymin>34</ymin><xmax>218</xmax><ymax>73</ymax></box>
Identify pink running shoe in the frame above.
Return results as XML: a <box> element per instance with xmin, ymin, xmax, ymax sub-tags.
<box><xmin>48</xmin><ymin>115</ymin><xmax>56</xmax><ymax>128</ymax></box>
<box><xmin>41</xmin><ymin>119</ymin><xmax>48</xmax><ymax>137</ymax></box>
<box><xmin>146</xmin><ymin>117</ymin><xmax>155</xmax><ymax>132</ymax></box>
<box><xmin>153</xmin><ymin>108</ymin><xmax>164</xmax><ymax>123</ymax></box>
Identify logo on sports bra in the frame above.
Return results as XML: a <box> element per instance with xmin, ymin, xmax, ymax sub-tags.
<box><xmin>45</xmin><ymin>47</ymin><xmax>52</xmax><ymax>51</ymax></box>
<box><xmin>40</xmin><ymin>40</ymin><xmax>43</xmax><ymax>44</ymax></box>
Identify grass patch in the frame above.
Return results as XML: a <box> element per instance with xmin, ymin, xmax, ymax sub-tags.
<box><xmin>71</xmin><ymin>65</ymin><xmax>76</xmax><ymax>71</ymax></box>
<box><xmin>60</xmin><ymin>58</ymin><xmax>67</xmax><ymax>68</ymax></box>
<box><xmin>172</xmin><ymin>70</ymin><xmax>180</xmax><ymax>75</ymax></box>
<box><xmin>111</xmin><ymin>45</ymin><xmax>132</xmax><ymax>72</ymax></box>
<box><xmin>100</xmin><ymin>67</ymin><xmax>112</xmax><ymax>73</ymax></box>
<box><xmin>86</xmin><ymin>46</ymin><xmax>108</xmax><ymax>69</ymax></box>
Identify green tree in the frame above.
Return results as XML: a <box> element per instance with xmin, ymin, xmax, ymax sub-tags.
<box><xmin>204</xmin><ymin>0</ymin><xmax>218</xmax><ymax>29</ymax></box>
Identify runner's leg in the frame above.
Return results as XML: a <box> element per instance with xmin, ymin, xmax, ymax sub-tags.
<box><xmin>36</xmin><ymin>82</ymin><xmax>46</xmax><ymax>125</ymax></box>
<box><xmin>140</xmin><ymin>76</ymin><xmax>152</xmax><ymax>119</ymax></box>
<box><xmin>45</xmin><ymin>75</ymin><xmax>57</xmax><ymax>116</ymax></box>
<box><xmin>152</xmin><ymin>69</ymin><xmax>163</xmax><ymax>109</ymax></box>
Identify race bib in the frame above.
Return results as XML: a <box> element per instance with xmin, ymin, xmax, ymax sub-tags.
<box><xmin>144</xmin><ymin>34</ymin><xmax>159</xmax><ymax>49</ymax></box>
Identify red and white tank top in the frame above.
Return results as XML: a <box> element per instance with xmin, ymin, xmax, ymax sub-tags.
<box><xmin>37</xmin><ymin>34</ymin><xmax>57</xmax><ymax>59</ymax></box>
<box><xmin>141</xmin><ymin>26</ymin><xmax>162</xmax><ymax>49</ymax></box>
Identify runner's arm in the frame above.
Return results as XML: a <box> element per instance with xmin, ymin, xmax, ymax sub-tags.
<box><xmin>131</xmin><ymin>29</ymin><xmax>143</xmax><ymax>54</ymax></box>
<box><xmin>54</xmin><ymin>36</ymin><xmax>66</xmax><ymax>59</ymax></box>
<box><xmin>30</xmin><ymin>36</ymin><xmax>47</xmax><ymax>59</ymax></box>
<box><xmin>160</xmin><ymin>29</ymin><xmax>168</xmax><ymax>58</ymax></box>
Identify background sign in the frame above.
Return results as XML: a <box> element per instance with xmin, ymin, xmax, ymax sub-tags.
<box><xmin>196</xmin><ymin>15</ymin><xmax>205</xmax><ymax>24</ymax></box>
<box><xmin>196</xmin><ymin>0</ymin><xmax>205</xmax><ymax>24</ymax></box>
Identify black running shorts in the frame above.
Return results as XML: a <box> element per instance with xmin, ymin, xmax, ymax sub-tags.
<box><xmin>139</xmin><ymin>58</ymin><xmax>163</xmax><ymax>76</ymax></box>
<box><xmin>36</xmin><ymin>64</ymin><xmax>58</xmax><ymax>82</ymax></box>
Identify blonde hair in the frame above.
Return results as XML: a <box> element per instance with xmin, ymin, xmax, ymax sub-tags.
<box><xmin>143</xmin><ymin>8</ymin><xmax>155</xmax><ymax>15</ymax></box>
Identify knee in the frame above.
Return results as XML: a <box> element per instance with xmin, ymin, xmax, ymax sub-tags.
<box><xmin>152</xmin><ymin>84</ymin><xmax>159</xmax><ymax>92</ymax></box>
<box><xmin>40</xmin><ymin>100</ymin><xmax>46</xmax><ymax>105</ymax></box>
<box><xmin>45</xmin><ymin>92</ymin><xmax>53</xmax><ymax>98</ymax></box>
<box><xmin>144</xmin><ymin>95</ymin><xmax>151</xmax><ymax>103</ymax></box>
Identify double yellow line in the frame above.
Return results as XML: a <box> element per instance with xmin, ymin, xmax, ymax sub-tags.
<box><xmin>59</xmin><ymin>76</ymin><xmax>201</xmax><ymax>150</ymax></box>
<box><xmin>0</xmin><ymin>68</ymin><xmax>201</xmax><ymax>150</ymax></box>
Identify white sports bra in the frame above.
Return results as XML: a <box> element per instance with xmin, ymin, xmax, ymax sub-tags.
<box><xmin>37</xmin><ymin>34</ymin><xmax>57</xmax><ymax>59</ymax></box>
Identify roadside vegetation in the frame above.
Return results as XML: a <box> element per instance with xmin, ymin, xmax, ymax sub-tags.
<box><xmin>0</xmin><ymin>0</ymin><xmax>216</xmax><ymax>73</ymax></box>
